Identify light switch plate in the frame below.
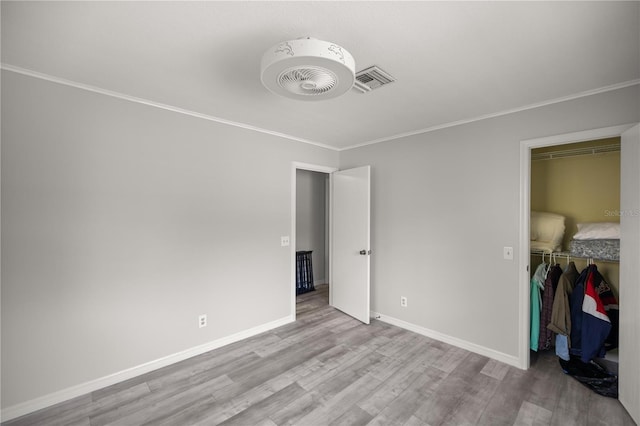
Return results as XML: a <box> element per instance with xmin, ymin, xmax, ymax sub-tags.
<box><xmin>503</xmin><ymin>246</ymin><xmax>514</xmax><ymax>260</ymax></box>
<box><xmin>281</xmin><ymin>236</ymin><xmax>290</xmax><ymax>247</ymax></box>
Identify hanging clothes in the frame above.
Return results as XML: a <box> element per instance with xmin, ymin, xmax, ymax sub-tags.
<box><xmin>547</xmin><ymin>261</ymin><xmax>579</xmax><ymax>360</ymax></box>
<box><xmin>569</xmin><ymin>264</ymin><xmax>619</xmax><ymax>363</ymax></box>
<box><xmin>569</xmin><ymin>266</ymin><xmax>590</xmax><ymax>357</ymax></box>
<box><xmin>598</xmin><ymin>280</ymin><xmax>619</xmax><ymax>352</ymax></box>
<box><xmin>530</xmin><ymin>262</ymin><xmax>548</xmax><ymax>351</ymax></box>
<box><xmin>538</xmin><ymin>264</ymin><xmax>562</xmax><ymax>351</ymax></box>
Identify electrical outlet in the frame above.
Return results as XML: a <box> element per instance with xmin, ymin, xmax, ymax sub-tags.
<box><xmin>400</xmin><ymin>296</ymin><xmax>408</xmax><ymax>307</ymax></box>
<box><xmin>198</xmin><ymin>314</ymin><xmax>207</xmax><ymax>328</ymax></box>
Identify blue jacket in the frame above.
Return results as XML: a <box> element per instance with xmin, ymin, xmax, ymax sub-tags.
<box><xmin>569</xmin><ymin>265</ymin><xmax>616</xmax><ymax>363</ymax></box>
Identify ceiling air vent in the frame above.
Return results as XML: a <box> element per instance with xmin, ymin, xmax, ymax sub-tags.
<box><xmin>353</xmin><ymin>65</ymin><xmax>395</xmax><ymax>93</ymax></box>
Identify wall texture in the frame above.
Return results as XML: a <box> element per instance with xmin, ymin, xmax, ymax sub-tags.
<box><xmin>296</xmin><ymin>169</ymin><xmax>327</xmax><ymax>284</ymax></box>
<box><xmin>1</xmin><ymin>71</ymin><xmax>338</xmax><ymax>409</ymax></box>
<box><xmin>339</xmin><ymin>85</ymin><xmax>640</xmax><ymax>360</ymax></box>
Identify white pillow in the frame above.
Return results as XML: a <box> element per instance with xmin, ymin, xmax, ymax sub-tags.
<box><xmin>530</xmin><ymin>211</ymin><xmax>565</xmax><ymax>252</ymax></box>
<box><xmin>573</xmin><ymin>222</ymin><xmax>620</xmax><ymax>240</ymax></box>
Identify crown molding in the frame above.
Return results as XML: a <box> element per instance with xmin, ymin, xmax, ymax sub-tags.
<box><xmin>339</xmin><ymin>79</ymin><xmax>640</xmax><ymax>151</ymax></box>
<box><xmin>3</xmin><ymin>63</ymin><xmax>638</xmax><ymax>153</ymax></box>
<box><xmin>0</xmin><ymin>63</ymin><xmax>340</xmax><ymax>152</ymax></box>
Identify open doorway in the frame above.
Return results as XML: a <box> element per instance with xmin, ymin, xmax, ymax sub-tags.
<box><xmin>291</xmin><ymin>162</ymin><xmax>337</xmax><ymax>321</ymax></box>
<box><xmin>529</xmin><ymin>137</ymin><xmax>621</xmax><ymax>370</ymax></box>
<box><xmin>295</xmin><ymin>169</ymin><xmax>330</xmax><ymax>315</ymax></box>
<box><xmin>518</xmin><ymin>124</ymin><xmax>640</xmax><ymax>422</ymax></box>
<box><xmin>519</xmin><ymin>124</ymin><xmax>632</xmax><ymax>369</ymax></box>
<box><xmin>292</xmin><ymin>163</ymin><xmax>373</xmax><ymax>324</ymax></box>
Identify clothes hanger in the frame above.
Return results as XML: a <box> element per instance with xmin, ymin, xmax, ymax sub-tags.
<box><xmin>564</xmin><ymin>254</ymin><xmax>572</xmax><ymax>271</ymax></box>
<box><xmin>544</xmin><ymin>251</ymin><xmax>551</xmax><ymax>279</ymax></box>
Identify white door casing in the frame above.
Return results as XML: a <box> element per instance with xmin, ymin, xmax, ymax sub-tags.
<box><xmin>619</xmin><ymin>124</ymin><xmax>640</xmax><ymax>424</ymax></box>
<box><xmin>331</xmin><ymin>166</ymin><xmax>371</xmax><ymax>324</ymax></box>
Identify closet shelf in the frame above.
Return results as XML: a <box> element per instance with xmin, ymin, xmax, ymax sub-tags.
<box><xmin>530</xmin><ymin>248</ymin><xmax>619</xmax><ymax>263</ymax></box>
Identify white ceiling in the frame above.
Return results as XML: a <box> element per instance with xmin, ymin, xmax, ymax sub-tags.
<box><xmin>2</xmin><ymin>1</ymin><xmax>639</xmax><ymax>150</ymax></box>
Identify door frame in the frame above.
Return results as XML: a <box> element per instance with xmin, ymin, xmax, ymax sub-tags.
<box><xmin>518</xmin><ymin>123</ymin><xmax>637</xmax><ymax>369</ymax></box>
<box><xmin>291</xmin><ymin>162</ymin><xmax>338</xmax><ymax>321</ymax></box>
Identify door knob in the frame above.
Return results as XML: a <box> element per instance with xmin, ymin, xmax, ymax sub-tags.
<box><xmin>359</xmin><ymin>250</ymin><xmax>370</xmax><ymax>255</ymax></box>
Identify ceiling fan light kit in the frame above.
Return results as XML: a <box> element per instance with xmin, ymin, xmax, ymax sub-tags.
<box><xmin>261</xmin><ymin>37</ymin><xmax>356</xmax><ymax>101</ymax></box>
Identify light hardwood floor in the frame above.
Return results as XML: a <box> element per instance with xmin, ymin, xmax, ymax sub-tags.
<box><xmin>4</xmin><ymin>284</ymin><xmax>635</xmax><ymax>425</ymax></box>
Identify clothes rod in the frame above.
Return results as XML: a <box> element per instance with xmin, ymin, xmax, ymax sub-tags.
<box><xmin>530</xmin><ymin>250</ymin><xmax>572</xmax><ymax>259</ymax></box>
<box><xmin>530</xmin><ymin>250</ymin><xmax>617</xmax><ymax>263</ymax></box>
<box><xmin>532</xmin><ymin>143</ymin><xmax>620</xmax><ymax>161</ymax></box>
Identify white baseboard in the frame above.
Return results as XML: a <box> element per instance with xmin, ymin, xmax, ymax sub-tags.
<box><xmin>370</xmin><ymin>311</ymin><xmax>521</xmax><ymax>368</ymax></box>
<box><xmin>1</xmin><ymin>315</ymin><xmax>294</xmax><ymax>422</ymax></box>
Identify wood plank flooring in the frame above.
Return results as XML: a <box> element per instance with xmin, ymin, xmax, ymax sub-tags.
<box><xmin>4</xmin><ymin>284</ymin><xmax>635</xmax><ymax>425</ymax></box>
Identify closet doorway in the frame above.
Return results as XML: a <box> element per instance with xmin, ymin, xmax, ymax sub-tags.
<box><xmin>519</xmin><ymin>124</ymin><xmax>640</xmax><ymax>423</ymax></box>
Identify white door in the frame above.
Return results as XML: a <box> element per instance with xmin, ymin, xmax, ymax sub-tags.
<box><xmin>619</xmin><ymin>124</ymin><xmax>640</xmax><ymax>424</ymax></box>
<box><xmin>331</xmin><ymin>166</ymin><xmax>371</xmax><ymax>324</ymax></box>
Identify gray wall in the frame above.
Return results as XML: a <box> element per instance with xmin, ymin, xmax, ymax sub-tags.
<box><xmin>2</xmin><ymin>68</ymin><xmax>639</xmax><ymax>412</ymax></box>
<box><xmin>1</xmin><ymin>71</ymin><xmax>338</xmax><ymax>408</ymax></box>
<box><xmin>296</xmin><ymin>170</ymin><xmax>327</xmax><ymax>284</ymax></box>
<box><xmin>340</xmin><ymin>85</ymin><xmax>640</xmax><ymax>358</ymax></box>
